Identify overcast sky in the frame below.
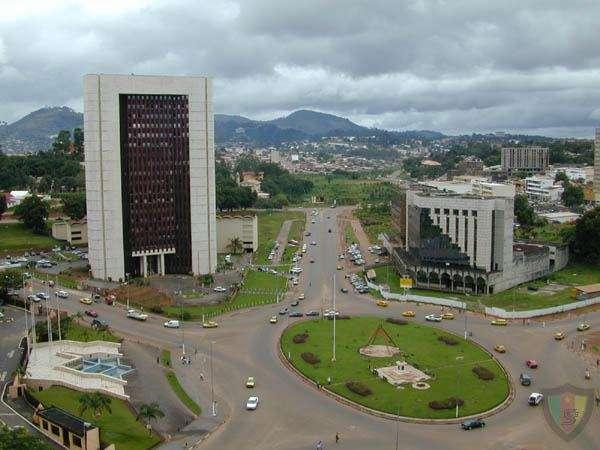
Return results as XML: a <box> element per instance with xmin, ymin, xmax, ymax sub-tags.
<box><xmin>2</xmin><ymin>0</ymin><xmax>600</xmax><ymax>137</ymax></box>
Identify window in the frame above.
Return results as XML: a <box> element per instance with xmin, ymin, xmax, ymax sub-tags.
<box><xmin>42</xmin><ymin>420</ymin><xmax>48</xmax><ymax>430</ymax></box>
<box><xmin>462</xmin><ymin>210</ymin><xmax>468</xmax><ymax>216</ymax></box>
<box><xmin>51</xmin><ymin>425</ymin><xmax>60</xmax><ymax>436</ymax></box>
<box><xmin>453</xmin><ymin>209</ymin><xmax>459</xmax><ymax>216</ymax></box>
<box><xmin>73</xmin><ymin>436</ymin><xmax>82</xmax><ymax>448</ymax></box>
<box><xmin>443</xmin><ymin>209</ymin><xmax>449</xmax><ymax>215</ymax></box>
<box><xmin>471</xmin><ymin>210</ymin><xmax>477</xmax><ymax>217</ymax></box>
<box><xmin>434</xmin><ymin>208</ymin><xmax>440</xmax><ymax>214</ymax></box>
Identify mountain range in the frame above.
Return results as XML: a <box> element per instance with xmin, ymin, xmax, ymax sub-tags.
<box><xmin>0</xmin><ymin>107</ymin><xmax>444</xmax><ymax>153</ymax></box>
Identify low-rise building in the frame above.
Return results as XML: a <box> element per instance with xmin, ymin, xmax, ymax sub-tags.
<box><xmin>216</xmin><ymin>213</ymin><xmax>258</xmax><ymax>253</ymax></box>
<box><xmin>34</xmin><ymin>406</ymin><xmax>110</xmax><ymax>450</ymax></box>
<box><xmin>524</xmin><ymin>176</ymin><xmax>564</xmax><ymax>202</ymax></box>
<box><xmin>52</xmin><ymin>220</ymin><xmax>88</xmax><ymax>245</ymax></box>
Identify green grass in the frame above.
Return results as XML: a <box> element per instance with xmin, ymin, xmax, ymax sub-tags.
<box><xmin>163</xmin><ymin>269</ymin><xmax>288</xmax><ymax>319</ymax></box>
<box><xmin>31</xmin><ymin>386</ymin><xmax>160</xmax><ymax>450</ymax></box>
<box><xmin>372</xmin><ymin>264</ymin><xmax>600</xmax><ymax>311</ymax></box>
<box><xmin>161</xmin><ymin>349</ymin><xmax>171</xmax><ymax>368</ymax></box>
<box><xmin>165</xmin><ymin>371</ymin><xmax>201</xmax><ymax>415</ymax></box>
<box><xmin>63</xmin><ymin>320</ymin><xmax>120</xmax><ymax>343</ymax></box>
<box><xmin>514</xmin><ymin>222</ymin><xmax>573</xmax><ymax>244</ymax></box>
<box><xmin>256</xmin><ymin>211</ymin><xmax>306</xmax><ymax>264</ymax></box>
<box><xmin>281</xmin><ymin>317</ymin><xmax>509</xmax><ymax>419</ymax></box>
<box><xmin>0</xmin><ymin>223</ymin><xmax>60</xmax><ymax>255</ymax></box>
<box><xmin>344</xmin><ymin>223</ymin><xmax>358</xmax><ymax>245</ymax></box>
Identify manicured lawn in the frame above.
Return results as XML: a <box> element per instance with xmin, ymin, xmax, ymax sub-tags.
<box><xmin>281</xmin><ymin>317</ymin><xmax>509</xmax><ymax>419</ymax></box>
<box><xmin>373</xmin><ymin>264</ymin><xmax>600</xmax><ymax>311</ymax></box>
<box><xmin>163</xmin><ymin>269</ymin><xmax>288</xmax><ymax>319</ymax></box>
<box><xmin>256</xmin><ymin>211</ymin><xmax>306</xmax><ymax>264</ymax></box>
<box><xmin>0</xmin><ymin>223</ymin><xmax>59</xmax><ymax>255</ymax></box>
<box><xmin>165</xmin><ymin>371</ymin><xmax>201</xmax><ymax>415</ymax></box>
<box><xmin>32</xmin><ymin>386</ymin><xmax>160</xmax><ymax>450</ymax></box>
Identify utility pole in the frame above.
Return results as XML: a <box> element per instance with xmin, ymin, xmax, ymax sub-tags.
<box><xmin>463</xmin><ymin>309</ymin><xmax>468</xmax><ymax>340</ymax></box>
<box><xmin>455</xmin><ymin>355</ymin><xmax>464</xmax><ymax>418</ymax></box>
<box><xmin>210</xmin><ymin>341</ymin><xmax>216</xmax><ymax>416</ymax></box>
<box><xmin>22</xmin><ymin>273</ymin><xmax>29</xmax><ymax>354</ymax></box>
<box><xmin>332</xmin><ymin>273</ymin><xmax>336</xmax><ymax>362</ymax></box>
<box><xmin>395</xmin><ymin>406</ymin><xmax>400</xmax><ymax>450</ymax></box>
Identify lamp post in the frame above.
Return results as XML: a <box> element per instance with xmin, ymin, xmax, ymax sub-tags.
<box><xmin>455</xmin><ymin>355</ymin><xmax>464</xmax><ymax>418</ymax></box>
<box><xmin>331</xmin><ymin>273</ymin><xmax>336</xmax><ymax>362</ymax></box>
<box><xmin>210</xmin><ymin>340</ymin><xmax>216</xmax><ymax>416</ymax></box>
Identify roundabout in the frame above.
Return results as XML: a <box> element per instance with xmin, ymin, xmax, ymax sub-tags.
<box><xmin>280</xmin><ymin>316</ymin><xmax>510</xmax><ymax>420</ymax></box>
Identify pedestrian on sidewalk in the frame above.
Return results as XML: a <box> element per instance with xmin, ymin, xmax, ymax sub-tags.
<box><xmin>335</xmin><ymin>432</ymin><xmax>340</xmax><ymax>443</ymax></box>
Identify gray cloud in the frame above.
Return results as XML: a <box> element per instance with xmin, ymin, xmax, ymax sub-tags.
<box><xmin>1</xmin><ymin>0</ymin><xmax>600</xmax><ymax>137</ymax></box>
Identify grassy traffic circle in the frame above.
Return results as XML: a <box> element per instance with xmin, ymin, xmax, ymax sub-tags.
<box><xmin>281</xmin><ymin>316</ymin><xmax>509</xmax><ymax>419</ymax></box>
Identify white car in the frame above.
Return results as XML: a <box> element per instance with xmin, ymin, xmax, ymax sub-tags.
<box><xmin>323</xmin><ymin>309</ymin><xmax>340</xmax><ymax>318</ymax></box>
<box><xmin>55</xmin><ymin>290</ymin><xmax>69</xmax><ymax>298</ymax></box>
<box><xmin>310</xmin><ymin>241</ymin><xmax>317</xmax><ymax>246</ymax></box>
<box><xmin>36</xmin><ymin>292</ymin><xmax>50</xmax><ymax>301</ymax></box>
<box><xmin>213</xmin><ymin>286</ymin><xmax>227</xmax><ymax>292</ymax></box>
<box><xmin>164</xmin><ymin>320</ymin><xmax>180</xmax><ymax>328</ymax></box>
<box><xmin>292</xmin><ymin>278</ymin><xmax>299</xmax><ymax>286</ymax></box>
<box><xmin>246</xmin><ymin>396</ymin><xmax>259</xmax><ymax>410</ymax></box>
<box><xmin>425</xmin><ymin>314</ymin><xmax>443</xmax><ymax>322</ymax></box>
<box><xmin>290</xmin><ymin>267</ymin><xmax>303</xmax><ymax>274</ymax></box>
<box><xmin>528</xmin><ymin>392</ymin><xmax>544</xmax><ymax>406</ymax></box>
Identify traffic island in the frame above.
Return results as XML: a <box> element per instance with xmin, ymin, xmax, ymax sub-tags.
<box><xmin>280</xmin><ymin>316</ymin><xmax>510</xmax><ymax>420</ymax></box>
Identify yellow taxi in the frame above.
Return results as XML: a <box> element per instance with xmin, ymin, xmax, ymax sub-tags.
<box><xmin>376</xmin><ymin>300</ymin><xmax>389</xmax><ymax>307</ymax></box>
<box><xmin>202</xmin><ymin>321</ymin><xmax>219</xmax><ymax>328</ymax></box>
<box><xmin>494</xmin><ymin>344</ymin><xmax>506</xmax><ymax>353</ymax></box>
<box><xmin>554</xmin><ymin>331</ymin><xmax>565</xmax><ymax>340</ymax></box>
<box><xmin>402</xmin><ymin>310</ymin><xmax>416</xmax><ymax>318</ymax></box>
<box><xmin>442</xmin><ymin>312</ymin><xmax>454</xmax><ymax>320</ymax></box>
<box><xmin>79</xmin><ymin>297</ymin><xmax>93</xmax><ymax>305</ymax></box>
<box><xmin>491</xmin><ymin>318</ymin><xmax>508</xmax><ymax>326</ymax></box>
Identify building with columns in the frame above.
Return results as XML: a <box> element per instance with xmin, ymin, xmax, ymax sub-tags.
<box><xmin>84</xmin><ymin>74</ymin><xmax>217</xmax><ymax>281</ymax></box>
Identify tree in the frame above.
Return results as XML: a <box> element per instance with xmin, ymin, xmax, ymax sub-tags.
<box><xmin>60</xmin><ymin>192</ymin><xmax>86</xmax><ymax>219</ymax></box>
<box><xmin>514</xmin><ymin>194</ymin><xmax>537</xmax><ymax>228</ymax></box>
<box><xmin>0</xmin><ymin>425</ymin><xmax>54</xmax><ymax>450</ymax></box>
<box><xmin>73</xmin><ymin>128</ymin><xmax>84</xmax><ymax>159</ymax></box>
<box><xmin>52</xmin><ymin>130</ymin><xmax>71</xmax><ymax>155</ymax></box>
<box><xmin>561</xmin><ymin>182</ymin><xmax>584</xmax><ymax>208</ymax></box>
<box><xmin>568</xmin><ymin>206</ymin><xmax>600</xmax><ymax>264</ymax></box>
<box><xmin>14</xmin><ymin>195</ymin><xmax>48</xmax><ymax>234</ymax></box>
<box><xmin>554</xmin><ymin>171</ymin><xmax>569</xmax><ymax>183</ymax></box>
<box><xmin>0</xmin><ymin>193</ymin><xmax>6</xmax><ymax>217</ymax></box>
<box><xmin>137</xmin><ymin>402</ymin><xmax>165</xmax><ymax>434</ymax></box>
<box><xmin>78</xmin><ymin>392</ymin><xmax>112</xmax><ymax>417</ymax></box>
<box><xmin>227</xmin><ymin>237</ymin><xmax>243</xmax><ymax>254</ymax></box>
<box><xmin>0</xmin><ymin>269</ymin><xmax>23</xmax><ymax>299</ymax></box>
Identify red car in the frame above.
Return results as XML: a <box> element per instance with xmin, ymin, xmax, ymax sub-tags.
<box><xmin>526</xmin><ymin>359</ymin><xmax>539</xmax><ymax>369</ymax></box>
<box><xmin>85</xmin><ymin>309</ymin><xmax>98</xmax><ymax>318</ymax></box>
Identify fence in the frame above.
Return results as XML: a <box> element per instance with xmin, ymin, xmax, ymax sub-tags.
<box><xmin>485</xmin><ymin>296</ymin><xmax>600</xmax><ymax>319</ymax></box>
<box><xmin>366</xmin><ymin>281</ymin><xmax>467</xmax><ymax>310</ymax></box>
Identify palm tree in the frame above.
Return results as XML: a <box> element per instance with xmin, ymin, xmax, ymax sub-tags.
<box><xmin>137</xmin><ymin>402</ymin><xmax>165</xmax><ymax>434</ymax></box>
<box><xmin>227</xmin><ymin>237</ymin><xmax>243</xmax><ymax>255</ymax></box>
<box><xmin>78</xmin><ymin>392</ymin><xmax>112</xmax><ymax>418</ymax></box>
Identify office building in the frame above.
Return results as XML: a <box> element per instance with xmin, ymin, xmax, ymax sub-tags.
<box><xmin>501</xmin><ymin>146</ymin><xmax>549</xmax><ymax>175</ymax></box>
<box><xmin>52</xmin><ymin>220</ymin><xmax>88</xmax><ymax>245</ymax></box>
<box><xmin>84</xmin><ymin>74</ymin><xmax>216</xmax><ymax>281</ymax></box>
<box><xmin>216</xmin><ymin>213</ymin><xmax>258</xmax><ymax>253</ymax></box>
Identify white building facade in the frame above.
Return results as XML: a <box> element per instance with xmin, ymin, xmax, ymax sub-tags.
<box><xmin>524</xmin><ymin>176</ymin><xmax>564</xmax><ymax>202</ymax></box>
<box><xmin>84</xmin><ymin>74</ymin><xmax>217</xmax><ymax>281</ymax></box>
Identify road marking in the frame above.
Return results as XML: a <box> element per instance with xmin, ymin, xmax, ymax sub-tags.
<box><xmin>0</xmin><ymin>372</ymin><xmax>6</xmax><ymax>382</ymax></box>
<box><xmin>7</xmin><ymin>350</ymin><xmax>14</xmax><ymax>359</ymax></box>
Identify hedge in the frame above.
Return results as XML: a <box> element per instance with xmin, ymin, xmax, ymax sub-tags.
<box><xmin>428</xmin><ymin>397</ymin><xmax>464</xmax><ymax>410</ymax></box>
<box><xmin>472</xmin><ymin>365</ymin><xmax>495</xmax><ymax>380</ymax></box>
<box><xmin>438</xmin><ymin>335</ymin><xmax>459</xmax><ymax>346</ymax></box>
<box><xmin>386</xmin><ymin>318</ymin><xmax>408</xmax><ymax>325</ymax></box>
<box><xmin>301</xmin><ymin>352</ymin><xmax>320</xmax><ymax>365</ymax></box>
<box><xmin>345</xmin><ymin>381</ymin><xmax>373</xmax><ymax>396</ymax></box>
<box><xmin>293</xmin><ymin>333</ymin><xmax>309</xmax><ymax>344</ymax></box>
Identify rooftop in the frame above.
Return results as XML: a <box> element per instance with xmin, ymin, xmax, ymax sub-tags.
<box><xmin>38</xmin><ymin>406</ymin><xmax>94</xmax><ymax>437</ymax></box>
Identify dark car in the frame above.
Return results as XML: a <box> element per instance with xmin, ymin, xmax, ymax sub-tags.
<box><xmin>328</xmin><ymin>228</ymin><xmax>331</xmax><ymax>233</ymax></box>
<box><xmin>291</xmin><ymin>300</ymin><xmax>300</xmax><ymax>307</ymax></box>
<box><xmin>461</xmin><ymin>419</ymin><xmax>485</xmax><ymax>430</ymax></box>
<box><xmin>91</xmin><ymin>318</ymin><xmax>109</xmax><ymax>330</ymax></box>
<box><xmin>279</xmin><ymin>307</ymin><xmax>289</xmax><ymax>315</ymax></box>
<box><xmin>306</xmin><ymin>310</ymin><xmax>320</xmax><ymax>317</ymax></box>
<box><xmin>340</xmin><ymin>287</ymin><xmax>348</xmax><ymax>293</ymax></box>
<box><xmin>85</xmin><ymin>309</ymin><xmax>98</xmax><ymax>318</ymax></box>
<box><xmin>520</xmin><ymin>373</ymin><xmax>532</xmax><ymax>386</ymax></box>
<box><xmin>288</xmin><ymin>311</ymin><xmax>303</xmax><ymax>317</ymax></box>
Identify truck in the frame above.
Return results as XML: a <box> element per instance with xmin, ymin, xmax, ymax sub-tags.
<box><xmin>126</xmin><ymin>309</ymin><xmax>148</xmax><ymax>321</ymax></box>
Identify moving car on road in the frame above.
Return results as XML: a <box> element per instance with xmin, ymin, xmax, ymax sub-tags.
<box><xmin>528</xmin><ymin>392</ymin><xmax>544</xmax><ymax>406</ymax></box>
<box><xmin>279</xmin><ymin>307</ymin><xmax>289</xmax><ymax>315</ymax></box>
<box><xmin>288</xmin><ymin>311</ymin><xmax>303</xmax><ymax>317</ymax></box>
<box><xmin>55</xmin><ymin>290</ymin><xmax>69</xmax><ymax>298</ymax></box>
<box><xmin>340</xmin><ymin>287</ymin><xmax>348</xmax><ymax>293</ymax></box>
<box><xmin>36</xmin><ymin>292</ymin><xmax>50</xmax><ymax>301</ymax></box>
<box><xmin>246</xmin><ymin>377</ymin><xmax>255</xmax><ymax>388</ymax></box>
<box><xmin>202</xmin><ymin>321</ymin><xmax>219</xmax><ymax>328</ymax></box>
<box><xmin>79</xmin><ymin>297</ymin><xmax>93</xmax><ymax>305</ymax></box>
<box><xmin>269</xmin><ymin>316</ymin><xmax>278</xmax><ymax>324</ymax></box>
<box><xmin>126</xmin><ymin>309</ymin><xmax>148</xmax><ymax>321</ymax></box>
<box><xmin>491</xmin><ymin>318</ymin><xmax>508</xmax><ymax>326</ymax></box>
<box><xmin>520</xmin><ymin>373</ymin><xmax>533</xmax><ymax>386</ymax></box>
<box><xmin>425</xmin><ymin>314</ymin><xmax>442</xmax><ymax>322</ymax></box>
<box><xmin>298</xmin><ymin>293</ymin><xmax>305</xmax><ymax>300</ymax></box>
<box><xmin>164</xmin><ymin>320</ymin><xmax>180</xmax><ymax>328</ymax></box>
<box><xmin>526</xmin><ymin>359</ymin><xmax>539</xmax><ymax>369</ymax></box>
<box><xmin>84</xmin><ymin>309</ymin><xmax>98</xmax><ymax>318</ymax></box>
<box><xmin>402</xmin><ymin>310</ymin><xmax>416</xmax><ymax>318</ymax></box>
<box><xmin>461</xmin><ymin>419</ymin><xmax>485</xmax><ymax>430</ymax></box>
<box><xmin>442</xmin><ymin>312</ymin><xmax>454</xmax><ymax>320</ymax></box>
<box><xmin>577</xmin><ymin>322</ymin><xmax>590</xmax><ymax>331</ymax></box>
<box><xmin>554</xmin><ymin>331</ymin><xmax>566</xmax><ymax>340</ymax></box>
<box><xmin>376</xmin><ymin>300</ymin><xmax>388</xmax><ymax>307</ymax></box>
<box><xmin>494</xmin><ymin>345</ymin><xmax>506</xmax><ymax>353</ymax></box>
<box><xmin>246</xmin><ymin>396</ymin><xmax>259</xmax><ymax>410</ymax></box>
<box><xmin>213</xmin><ymin>286</ymin><xmax>227</xmax><ymax>293</ymax></box>
<box><xmin>306</xmin><ymin>310</ymin><xmax>320</xmax><ymax>317</ymax></box>
<box><xmin>291</xmin><ymin>300</ymin><xmax>299</xmax><ymax>307</ymax></box>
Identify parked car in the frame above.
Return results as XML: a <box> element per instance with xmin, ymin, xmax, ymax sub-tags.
<box><xmin>425</xmin><ymin>314</ymin><xmax>443</xmax><ymax>322</ymax></box>
<box><xmin>202</xmin><ymin>321</ymin><xmax>219</xmax><ymax>328</ymax></box>
<box><xmin>306</xmin><ymin>310</ymin><xmax>320</xmax><ymax>317</ymax></box>
<box><xmin>554</xmin><ymin>331</ymin><xmax>566</xmax><ymax>340</ymax></box>
<box><xmin>55</xmin><ymin>290</ymin><xmax>69</xmax><ymax>299</ymax></box>
<box><xmin>246</xmin><ymin>396</ymin><xmax>259</xmax><ymax>410</ymax></box>
<box><xmin>461</xmin><ymin>419</ymin><xmax>485</xmax><ymax>430</ymax></box>
<box><xmin>520</xmin><ymin>373</ymin><xmax>533</xmax><ymax>386</ymax></box>
<box><xmin>84</xmin><ymin>309</ymin><xmax>98</xmax><ymax>318</ymax></box>
<box><xmin>577</xmin><ymin>323</ymin><xmax>590</xmax><ymax>331</ymax></box>
<box><xmin>528</xmin><ymin>392</ymin><xmax>544</xmax><ymax>406</ymax></box>
<box><xmin>245</xmin><ymin>377</ymin><xmax>255</xmax><ymax>388</ymax></box>
<box><xmin>213</xmin><ymin>286</ymin><xmax>227</xmax><ymax>293</ymax></box>
<box><xmin>526</xmin><ymin>359</ymin><xmax>539</xmax><ymax>369</ymax></box>
<box><xmin>279</xmin><ymin>307</ymin><xmax>289</xmax><ymax>315</ymax></box>
<box><xmin>340</xmin><ymin>287</ymin><xmax>348</xmax><ymax>293</ymax></box>
<box><xmin>291</xmin><ymin>300</ymin><xmax>299</xmax><ymax>307</ymax></box>
<box><xmin>164</xmin><ymin>320</ymin><xmax>180</xmax><ymax>328</ymax></box>
<box><xmin>91</xmin><ymin>318</ymin><xmax>109</xmax><ymax>330</ymax></box>
<box><xmin>27</xmin><ymin>294</ymin><xmax>40</xmax><ymax>303</ymax></box>
<box><xmin>36</xmin><ymin>292</ymin><xmax>50</xmax><ymax>301</ymax></box>
<box><xmin>269</xmin><ymin>315</ymin><xmax>278</xmax><ymax>324</ymax></box>
<box><xmin>494</xmin><ymin>345</ymin><xmax>506</xmax><ymax>353</ymax></box>
<box><xmin>323</xmin><ymin>310</ymin><xmax>340</xmax><ymax>318</ymax></box>
<box><xmin>288</xmin><ymin>311</ymin><xmax>303</xmax><ymax>318</ymax></box>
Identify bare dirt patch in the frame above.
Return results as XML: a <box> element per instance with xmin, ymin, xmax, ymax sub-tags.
<box><xmin>359</xmin><ymin>344</ymin><xmax>401</xmax><ymax>358</ymax></box>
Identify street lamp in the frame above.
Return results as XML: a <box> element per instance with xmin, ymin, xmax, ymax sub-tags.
<box><xmin>331</xmin><ymin>273</ymin><xmax>336</xmax><ymax>362</ymax></box>
<box><xmin>210</xmin><ymin>340</ymin><xmax>217</xmax><ymax>416</ymax></box>
<box><xmin>455</xmin><ymin>355</ymin><xmax>464</xmax><ymax>418</ymax></box>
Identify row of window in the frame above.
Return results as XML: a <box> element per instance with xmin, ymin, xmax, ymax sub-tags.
<box><xmin>41</xmin><ymin>419</ymin><xmax>82</xmax><ymax>448</ymax></box>
<box><xmin>434</xmin><ymin>208</ymin><xmax>477</xmax><ymax>217</ymax></box>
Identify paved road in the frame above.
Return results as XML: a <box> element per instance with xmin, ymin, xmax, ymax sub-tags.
<box><xmin>13</xmin><ymin>206</ymin><xmax>600</xmax><ymax>450</ymax></box>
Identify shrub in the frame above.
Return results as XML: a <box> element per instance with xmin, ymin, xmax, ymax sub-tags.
<box><xmin>438</xmin><ymin>335</ymin><xmax>459</xmax><ymax>346</ymax></box>
<box><xmin>345</xmin><ymin>381</ymin><xmax>372</xmax><ymax>396</ymax></box>
<box><xmin>150</xmin><ymin>305</ymin><xmax>164</xmax><ymax>314</ymax></box>
<box><xmin>301</xmin><ymin>352</ymin><xmax>320</xmax><ymax>365</ymax></box>
<box><xmin>472</xmin><ymin>365</ymin><xmax>495</xmax><ymax>380</ymax></box>
<box><xmin>428</xmin><ymin>397</ymin><xmax>464</xmax><ymax>410</ymax></box>
<box><xmin>293</xmin><ymin>333</ymin><xmax>309</xmax><ymax>344</ymax></box>
<box><xmin>386</xmin><ymin>318</ymin><xmax>408</xmax><ymax>325</ymax></box>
